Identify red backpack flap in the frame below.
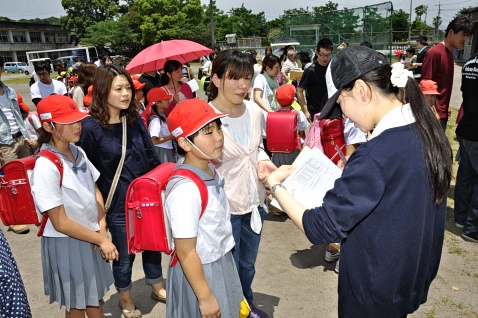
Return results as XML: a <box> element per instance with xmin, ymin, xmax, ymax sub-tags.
<box><xmin>126</xmin><ymin>162</ymin><xmax>176</xmax><ymax>255</ymax></box>
<box><xmin>319</xmin><ymin>118</ymin><xmax>345</xmax><ymax>164</ymax></box>
<box><xmin>36</xmin><ymin>150</ymin><xmax>64</xmax><ymax>237</ymax></box>
<box><xmin>0</xmin><ymin>150</ymin><xmax>62</xmax><ymax>236</ymax></box>
<box><xmin>266</xmin><ymin>108</ymin><xmax>298</xmax><ymax>153</ymax></box>
<box><xmin>168</xmin><ymin>167</ymin><xmax>208</xmax><ymax>267</ymax></box>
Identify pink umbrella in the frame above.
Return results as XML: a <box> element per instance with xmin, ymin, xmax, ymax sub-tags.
<box><xmin>126</xmin><ymin>39</ymin><xmax>212</xmax><ymax>74</ymax></box>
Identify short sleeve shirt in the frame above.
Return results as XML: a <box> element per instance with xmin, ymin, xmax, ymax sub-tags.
<box><xmin>30</xmin><ymin>79</ymin><xmax>67</xmax><ymax>100</ymax></box>
<box><xmin>149</xmin><ymin>116</ymin><xmax>173</xmax><ymax>149</ymax></box>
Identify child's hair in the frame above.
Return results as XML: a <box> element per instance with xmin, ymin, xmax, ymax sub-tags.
<box><xmin>90</xmin><ymin>64</ymin><xmax>138</xmax><ymax>127</ymax></box>
<box><xmin>37</xmin><ymin>124</ymin><xmax>54</xmax><ymax>147</ymax></box>
<box><xmin>261</xmin><ymin>55</ymin><xmax>280</xmax><ymax>74</ymax></box>
<box><xmin>341</xmin><ymin>65</ymin><xmax>452</xmax><ymax>204</ymax></box>
<box><xmin>34</xmin><ymin>60</ymin><xmax>51</xmax><ymax>73</ymax></box>
<box><xmin>151</xmin><ymin>104</ymin><xmax>166</xmax><ymax>123</ymax></box>
<box><xmin>208</xmin><ymin>50</ymin><xmax>254</xmax><ymax>100</ymax></box>
<box><xmin>176</xmin><ymin>119</ymin><xmax>222</xmax><ymax>156</ymax></box>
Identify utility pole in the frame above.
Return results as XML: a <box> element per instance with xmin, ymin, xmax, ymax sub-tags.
<box><xmin>409</xmin><ymin>0</ymin><xmax>413</xmax><ymax>44</ymax></box>
<box><xmin>210</xmin><ymin>0</ymin><xmax>215</xmax><ymax>47</ymax></box>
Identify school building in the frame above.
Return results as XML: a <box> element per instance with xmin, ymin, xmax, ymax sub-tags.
<box><xmin>0</xmin><ymin>20</ymin><xmax>70</xmax><ymax>63</ymax></box>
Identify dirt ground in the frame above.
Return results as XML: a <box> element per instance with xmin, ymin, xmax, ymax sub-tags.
<box><xmin>1</xmin><ymin>63</ymin><xmax>477</xmax><ymax>318</ymax></box>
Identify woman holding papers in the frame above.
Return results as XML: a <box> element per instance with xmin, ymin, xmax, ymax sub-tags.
<box><xmin>266</xmin><ymin>46</ymin><xmax>452</xmax><ymax>318</ymax></box>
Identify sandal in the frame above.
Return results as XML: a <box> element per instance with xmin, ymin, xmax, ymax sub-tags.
<box><xmin>151</xmin><ymin>291</ymin><xmax>166</xmax><ymax>303</ymax></box>
<box><xmin>118</xmin><ymin>302</ymin><xmax>142</xmax><ymax>318</ymax></box>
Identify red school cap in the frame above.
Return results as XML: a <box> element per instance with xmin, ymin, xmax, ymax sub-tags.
<box><xmin>16</xmin><ymin>94</ymin><xmax>30</xmax><ymax>112</ymax></box>
<box><xmin>276</xmin><ymin>84</ymin><xmax>296</xmax><ymax>107</ymax></box>
<box><xmin>167</xmin><ymin>99</ymin><xmax>227</xmax><ymax>140</ymax></box>
<box><xmin>147</xmin><ymin>88</ymin><xmax>172</xmax><ymax>108</ymax></box>
<box><xmin>37</xmin><ymin>95</ymin><xmax>89</xmax><ymax>124</ymax></box>
<box><xmin>419</xmin><ymin>80</ymin><xmax>439</xmax><ymax>95</ymax></box>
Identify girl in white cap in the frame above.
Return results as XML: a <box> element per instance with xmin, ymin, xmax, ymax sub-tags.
<box><xmin>31</xmin><ymin>94</ymin><xmax>118</xmax><ymax>318</ymax></box>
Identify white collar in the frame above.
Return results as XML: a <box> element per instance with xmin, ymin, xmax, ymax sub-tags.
<box><xmin>369</xmin><ymin>104</ymin><xmax>415</xmax><ymax>140</ymax></box>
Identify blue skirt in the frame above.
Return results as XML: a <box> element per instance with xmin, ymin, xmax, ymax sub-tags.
<box><xmin>166</xmin><ymin>251</ymin><xmax>243</xmax><ymax>318</ymax></box>
<box><xmin>41</xmin><ymin>236</ymin><xmax>114</xmax><ymax>311</ymax></box>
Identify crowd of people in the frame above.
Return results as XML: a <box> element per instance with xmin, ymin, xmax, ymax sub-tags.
<box><xmin>0</xmin><ymin>13</ymin><xmax>476</xmax><ymax>318</ymax></box>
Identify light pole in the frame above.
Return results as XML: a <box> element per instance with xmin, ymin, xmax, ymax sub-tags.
<box><xmin>210</xmin><ymin>0</ymin><xmax>215</xmax><ymax>47</ymax></box>
<box><xmin>408</xmin><ymin>0</ymin><xmax>412</xmax><ymax>43</ymax></box>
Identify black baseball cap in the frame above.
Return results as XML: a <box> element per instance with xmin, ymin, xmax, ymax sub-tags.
<box><xmin>319</xmin><ymin>46</ymin><xmax>390</xmax><ymax>120</ymax></box>
<box><xmin>416</xmin><ymin>35</ymin><xmax>428</xmax><ymax>45</ymax></box>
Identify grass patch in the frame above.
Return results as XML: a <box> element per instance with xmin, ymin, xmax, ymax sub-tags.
<box><xmin>2</xmin><ymin>76</ymin><xmax>30</xmax><ymax>85</ymax></box>
<box><xmin>425</xmin><ymin>309</ymin><xmax>436</xmax><ymax>318</ymax></box>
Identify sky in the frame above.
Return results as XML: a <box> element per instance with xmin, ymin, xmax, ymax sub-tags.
<box><xmin>3</xmin><ymin>0</ymin><xmax>474</xmax><ymax>30</ymax></box>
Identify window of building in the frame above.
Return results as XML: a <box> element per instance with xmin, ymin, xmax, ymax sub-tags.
<box><xmin>58</xmin><ymin>32</ymin><xmax>68</xmax><ymax>43</ymax></box>
<box><xmin>0</xmin><ymin>52</ymin><xmax>13</xmax><ymax>62</ymax></box>
<box><xmin>16</xmin><ymin>52</ymin><xmax>28</xmax><ymax>63</ymax></box>
<box><xmin>0</xmin><ymin>30</ymin><xmax>10</xmax><ymax>43</ymax></box>
<box><xmin>12</xmin><ymin>31</ymin><xmax>27</xmax><ymax>43</ymax></box>
<box><xmin>30</xmin><ymin>31</ymin><xmax>42</xmax><ymax>43</ymax></box>
<box><xmin>44</xmin><ymin>32</ymin><xmax>55</xmax><ymax>43</ymax></box>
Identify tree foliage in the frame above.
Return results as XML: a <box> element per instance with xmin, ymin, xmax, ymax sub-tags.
<box><xmin>134</xmin><ymin>0</ymin><xmax>204</xmax><ymax>46</ymax></box>
<box><xmin>391</xmin><ymin>9</ymin><xmax>410</xmax><ymax>42</ymax></box>
<box><xmin>60</xmin><ymin>0</ymin><xmax>119</xmax><ymax>44</ymax></box>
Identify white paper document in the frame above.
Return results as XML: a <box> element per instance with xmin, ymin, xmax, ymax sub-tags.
<box><xmin>271</xmin><ymin>147</ymin><xmax>342</xmax><ymax>210</ymax></box>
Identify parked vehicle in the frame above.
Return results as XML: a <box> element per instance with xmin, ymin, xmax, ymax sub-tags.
<box><xmin>3</xmin><ymin>62</ymin><xmax>29</xmax><ymax>74</ymax></box>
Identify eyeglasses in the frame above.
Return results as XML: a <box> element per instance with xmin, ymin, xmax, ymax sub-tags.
<box><xmin>37</xmin><ymin>71</ymin><xmax>49</xmax><ymax>76</ymax></box>
<box><xmin>318</xmin><ymin>53</ymin><xmax>332</xmax><ymax>58</ymax></box>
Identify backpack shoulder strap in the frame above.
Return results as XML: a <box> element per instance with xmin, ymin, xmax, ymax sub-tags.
<box><xmin>170</xmin><ymin>168</ymin><xmax>208</xmax><ymax>217</ymax></box>
<box><xmin>36</xmin><ymin>150</ymin><xmax>64</xmax><ymax>186</ymax></box>
<box><xmin>35</xmin><ymin>149</ymin><xmax>64</xmax><ymax>237</ymax></box>
<box><xmin>167</xmin><ymin>168</ymin><xmax>209</xmax><ymax>267</ymax></box>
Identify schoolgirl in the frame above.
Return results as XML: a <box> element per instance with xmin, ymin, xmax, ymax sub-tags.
<box><xmin>267</xmin><ymin>46</ymin><xmax>452</xmax><ymax>317</ymax></box>
<box><xmin>31</xmin><ymin>95</ymin><xmax>117</xmax><ymax>317</ymax></box>
<box><xmin>165</xmin><ymin>99</ymin><xmax>243</xmax><ymax>318</ymax></box>
<box><xmin>147</xmin><ymin>87</ymin><xmax>175</xmax><ymax>163</ymax></box>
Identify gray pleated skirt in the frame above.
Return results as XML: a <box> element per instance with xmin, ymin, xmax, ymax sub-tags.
<box><xmin>41</xmin><ymin>236</ymin><xmax>114</xmax><ymax>312</ymax></box>
<box><xmin>272</xmin><ymin>148</ymin><xmax>301</xmax><ymax>166</ymax></box>
<box><xmin>154</xmin><ymin>147</ymin><xmax>175</xmax><ymax>163</ymax></box>
<box><xmin>166</xmin><ymin>251</ymin><xmax>243</xmax><ymax>318</ymax></box>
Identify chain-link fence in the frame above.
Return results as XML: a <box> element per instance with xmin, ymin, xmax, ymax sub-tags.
<box><xmin>283</xmin><ymin>2</ymin><xmax>394</xmax><ymax>55</ymax></box>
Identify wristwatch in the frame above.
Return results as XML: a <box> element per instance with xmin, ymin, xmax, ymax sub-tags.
<box><xmin>271</xmin><ymin>183</ymin><xmax>286</xmax><ymax>198</ymax></box>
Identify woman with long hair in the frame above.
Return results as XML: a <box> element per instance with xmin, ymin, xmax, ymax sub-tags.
<box><xmin>208</xmin><ymin>50</ymin><xmax>276</xmax><ymax>318</ymax></box>
<box><xmin>253</xmin><ymin>54</ymin><xmax>281</xmax><ymax>113</ymax></box>
<box><xmin>160</xmin><ymin>60</ymin><xmax>193</xmax><ymax>116</ymax></box>
<box><xmin>72</xmin><ymin>62</ymin><xmax>97</xmax><ymax>110</ymax></box>
<box><xmin>77</xmin><ymin>64</ymin><xmax>165</xmax><ymax>318</ymax></box>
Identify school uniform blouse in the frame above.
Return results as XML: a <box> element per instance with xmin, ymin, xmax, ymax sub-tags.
<box><xmin>77</xmin><ymin>115</ymin><xmax>160</xmax><ymax>221</ymax></box>
<box><xmin>32</xmin><ymin>144</ymin><xmax>100</xmax><ymax>237</ymax></box>
<box><xmin>302</xmin><ymin>104</ymin><xmax>446</xmax><ymax>317</ymax></box>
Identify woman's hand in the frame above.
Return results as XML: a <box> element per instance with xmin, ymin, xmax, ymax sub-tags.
<box><xmin>258</xmin><ymin>160</ymin><xmax>277</xmax><ymax>185</ymax></box>
<box><xmin>198</xmin><ymin>293</ymin><xmax>221</xmax><ymax>318</ymax></box>
<box><xmin>173</xmin><ymin>93</ymin><xmax>180</xmax><ymax>104</ymax></box>
<box><xmin>266</xmin><ymin>165</ymin><xmax>294</xmax><ymax>189</ymax></box>
<box><xmin>99</xmin><ymin>238</ymin><xmax>119</xmax><ymax>261</ymax></box>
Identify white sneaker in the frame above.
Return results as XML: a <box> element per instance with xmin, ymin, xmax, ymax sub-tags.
<box><xmin>325</xmin><ymin>250</ymin><xmax>340</xmax><ymax>263</ymax></box>
<box><xmin>335</xmin><ymin>259</ymin><xmax>340</xmax><ymax>273</ymax></box>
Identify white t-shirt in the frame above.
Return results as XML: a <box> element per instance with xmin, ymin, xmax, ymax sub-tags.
<box><xmin>30</xmin><ymin>79</ymin><xmax>67</xmax><ymax>100</ymax></box>
<box><xmin>148</xmin><ymin>116</ymin><xmax>173</xmax><ymax>149</ymax></box>
<box><xmin>165</xmin><ymin>166</ymin><xmax>235</xmax><ymax>264</ymax></box>
<box><xmin>31</xmin><ymin>145</ymin><xmax>101</xmax><ymax>237</ymax></box>
<box><xmin>252</xmin><ymin>74</ymin><xmax>273</xmax><ymax>108</ymax></box>
<box><xmin>344</xmin><ymin>118</ymin><xmax>367</xmax><ymax>145</ymax></box>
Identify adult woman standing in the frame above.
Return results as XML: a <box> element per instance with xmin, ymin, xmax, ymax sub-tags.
<box><xmin>253</xmin><ymin>54</ymin><xmax>281</xmax><ymax>113</ymax></box>
<box><xmin>208</xmin><ymin>50</ymin><xmax>276</xmax><ymax>318</ymax></box>
<box><xmin>160</xmin><ymin>60</ymin><xmax>193</xmax><ymax>116</ymax></box>
<box><xmin>72</xmin><ymin>62</ymin><xmax>97</xmax><ymax>110</ymax></box>
<box><xmin>77</xmin><ymin>64</ymin><xmax>165</xmax><ymax>318</ymax></box>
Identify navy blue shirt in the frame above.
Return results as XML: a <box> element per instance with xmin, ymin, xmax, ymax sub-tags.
<box><xmin>303</xmin><ymin>124</ymin><xmax>446</xmax><ymax>317</ymax></box>
<box><xmin>78</xmin><ymin>115</ymin><xmax>160</xmax><ymax>221</ymax></box>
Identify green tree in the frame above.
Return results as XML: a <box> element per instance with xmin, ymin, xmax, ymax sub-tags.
<box><xmin>432</xmin><ymin>15</ymin><xmax>442</xmax><ymax>29</ymax></box>
<box><xmin>135</xmin><ymin>0</ymin><xmax>204</xmax><ymax>46</ymax></box>
<box><xmin>391</xmin><ymin>9</ymin><xmax>410</xmax><ymax>42</ymax></box>
<box><xmin>222</xmin><ymin>5</ymin><xmax>267</xmax><ymax>37</ymax></box>
<box><xmin>414</xmin><ymin>5</ymin><xmax>427</xmax><ymax>22</ymax></box>
<box><xmin>82</xmin><ymin>15</ymin><xmax>140</xmax><ymax>55</ymax></box>
<box><xmin>61</xmin><ymin>0</ymin><xmax>119</xmax><ymax>44</ymax></box>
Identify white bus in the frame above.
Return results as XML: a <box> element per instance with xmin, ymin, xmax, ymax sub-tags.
<box><xmin>25</xmin><ymin>46</ymin><xmax>99</xmax><ymax>74</ymax></box>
